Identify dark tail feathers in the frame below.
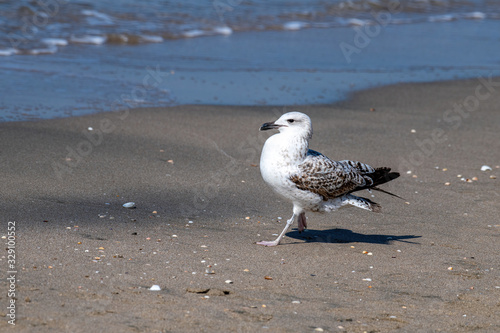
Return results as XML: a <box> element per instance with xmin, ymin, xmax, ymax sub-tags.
<box><xmin>351</xmin><ymin>167</ymin><xmax>403</xmax><ymax>200</ymax></box>
<box><xmin>371</xmin><ymin>167</ymin><xmax>400</xmax><ymax>187</ymax></box>
<box><xmin>370</xmin><ymin>167</ymin><xmax>404</xmax><ymax>200</ymax></box>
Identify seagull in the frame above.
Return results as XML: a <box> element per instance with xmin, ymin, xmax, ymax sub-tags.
<box><xmin>257</xmin><ymin>112</ymin><xmax>400</xmax><ymax>246</ymax></box>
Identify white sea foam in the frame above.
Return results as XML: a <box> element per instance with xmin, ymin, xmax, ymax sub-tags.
<box><xmin>70</xmin><ymin>35</ymin><xmax>107</xmax><ymax>44</ymax></box>
<box><xmin>428</xmin><ymin>14</ymin><xmax>456</xmax><ymax>22</ymax></box>
<box><xmin>345</xmin><ymin>18</ymin><xmax>370</xmax><ymax>26</ymax></box>
<box><xmin>0</xmin><ymin>48</ymin><xmax>18</xmax><ymax>56</ymax></box>
<box><xmin>182</xmin><ymin>29</ymin><xmax>207</xmax><ymax>38</ymax></box>
<box><xmin>213</xmin><ymin>26</ymin><xmax>233</xmax><ymax>35</ymax></box>
<box><xmin>81</xmin><ymin>9</ymin><xmax>114</xmax><ymax>25</ymax></box>
<box><xmin>464</xmin><ymin>12</ymin><xmax>486</xmax><ymax>20</ymax></box>
<box><xmin>140</xmin><ymin>35</ymin><xmax>164</xmax><ymax>43</ymax></box>
<box><xmin>29</xmin><ymin>46</ymin><xmax>58</xmax><ymax>55</ymax></box>
<box><xmin>41</xmin><ymin>38</ymin><xmax>69</xmax><ymax>46</ymax></box>
<box><xmin>283</xmin><ymin>21</ymin><xmax>308</xmax><ymax>30</ymax></box>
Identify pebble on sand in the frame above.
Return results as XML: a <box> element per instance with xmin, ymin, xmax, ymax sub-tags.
<box><xmin>123</xmin><ymin>202</ymin><xmax>136</xmax><ymax>208</ymax></box>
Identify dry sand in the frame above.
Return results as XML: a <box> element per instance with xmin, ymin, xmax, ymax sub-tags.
<box><xmin>1</xmin><ymin>77</ymin><xmax>499</xmax><ymax>332</ymax></box>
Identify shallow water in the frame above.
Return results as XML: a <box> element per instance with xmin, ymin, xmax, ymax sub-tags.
<box><xmin>1</xmin><ymin>0</ymin><xmax>498</xmax><ymax>54</ymax></box>
<box><xmin>0</xmin><ymin>0</ymin><xmax>499</xmax><ymax>121</ymax></box>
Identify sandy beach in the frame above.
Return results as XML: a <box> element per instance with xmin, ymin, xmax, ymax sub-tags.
<box><xmin>1</xmin><ymin>77</ymin><xmax>499</xmax><ymax>332</ymax></box>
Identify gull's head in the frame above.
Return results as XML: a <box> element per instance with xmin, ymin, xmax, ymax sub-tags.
<box><xmin>260</xmin><ymin>111</ymin><xmax>313</xmax><ymax>139</ymax></box>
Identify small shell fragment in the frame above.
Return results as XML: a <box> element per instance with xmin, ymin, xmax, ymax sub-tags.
<box><xmin>225</xmin><ymin>280</ymin><xmax>233</xmax><ymax>284</ymax></box>
<box><xmin>490</xmin><ymin>175</ymin><xmax>497</xmax><ymax>179</ymax></box>
<box><xmin>264</xmin><ymin>276</ymin><xmax>273</xmax><ymax>280</ymax></box>
<box><xmin>149</xmin><ymin>285</ymin><xmax>161</xmax><ymax>291</ymax></box>
<box><xmin>447</xmin><ymin>267</ymin><xmax>453</xmax><ymax>271</ymax></box>
<box><xmin>444</xmin><ymin>182</ymin><xmax>451</xmax><ymax>186</ymax></box>
<box><xmin>123</xmin><ymin>202</ymin><xmax>136</xmax><ymax>208</ymax></box>
<box><xmin>481</xmin><ymin>165</ymin><xmax>492</xmax><ymax>171</ymax></box>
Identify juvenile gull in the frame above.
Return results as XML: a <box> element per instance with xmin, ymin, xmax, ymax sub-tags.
<box><xmin>257</xmin><ymin>112</ymin><xmax>400</xmax><ymax>246</ymax></box>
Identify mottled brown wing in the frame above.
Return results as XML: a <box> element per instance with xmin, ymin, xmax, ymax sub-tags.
<box><xmin>290</xmin><ymin>150</ymin><xmax>371</xmax><ymax>200</ymax></box>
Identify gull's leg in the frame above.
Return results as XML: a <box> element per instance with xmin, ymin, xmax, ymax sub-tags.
<box><xmin>257</xmin><ymin>213</ymin><xmax>296</xmax><ymax>247</ymax></box>
<box><xmin>297</xmin><ymin>212</ymin><xmax>307</xmax><ymax>233</ymax></box>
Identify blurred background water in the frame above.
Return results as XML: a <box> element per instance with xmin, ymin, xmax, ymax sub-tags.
<box><xmin>0</xmin><ymin>0</ymin><xmax>499</xmax><ymax>121</ymax></box>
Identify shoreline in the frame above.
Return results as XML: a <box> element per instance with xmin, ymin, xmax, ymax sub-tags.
<box><xmin>2</xmin><ymin>18</ymin><xmax>500</xmax><ymax>122</ymax></box>
<box><xmin>1</xmin><ymin>77</ymin><xmax>499</xmax><ymax>332</ymax></box>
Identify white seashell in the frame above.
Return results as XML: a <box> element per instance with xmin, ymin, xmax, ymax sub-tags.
<box><xmin>225</xmin><ymin>280</ymin><xmax>233</xmax><ymax>284</ymax></box>
<box><xmin>122</xmin><ymin>202</ymin><xmax>136</xmax><ymax>208</ymax></box>
<box><xmin>481</xmin><ymin>165</ymin><xmax>492</xmax><ymax>171</ymax></box>
<box><xmin>149</xmin><ymin>285</ymin><xmax>161</xmax><ymax>291</ymax></box>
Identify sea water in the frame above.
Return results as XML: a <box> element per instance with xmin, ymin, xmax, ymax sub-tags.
<box><xmin>0</xmin><ymin>0</ymin><xmax>499</xmax><ymax>121</ymax></box>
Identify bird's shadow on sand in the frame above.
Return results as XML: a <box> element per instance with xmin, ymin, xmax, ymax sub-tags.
<box><xmin>286</xmin><ymin>228</ymin><xmax>421</xmax><ymax>245</ymax></box>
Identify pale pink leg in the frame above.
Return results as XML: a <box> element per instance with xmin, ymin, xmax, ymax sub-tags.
<box><xmin>297</xmin><ymin>212</ymin><xmax>307</xmax><ymax>232</ymax></box>
<box><xmin>256</xmin><ymin>214</ymin><xmax>296</xmax><ymax>247</ymax></box>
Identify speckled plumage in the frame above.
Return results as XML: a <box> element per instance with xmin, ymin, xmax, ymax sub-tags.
<box><xmin>257</xmin><ymin>112</ymin><xmax>400</xmax><ymax>246</ymax></box>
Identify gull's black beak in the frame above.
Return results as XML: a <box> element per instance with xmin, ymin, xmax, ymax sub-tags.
<box><xmin>260</xmin><ymin>121</ymin><xmax>282</xmax><ymax>131</ymax></box>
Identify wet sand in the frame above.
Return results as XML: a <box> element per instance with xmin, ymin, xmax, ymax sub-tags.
<box><xmin>1</xmin><ymin>77</ymin><xmax>499</xmax><ymax>332</ymax></box>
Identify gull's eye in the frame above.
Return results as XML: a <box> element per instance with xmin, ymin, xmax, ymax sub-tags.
<box><xmin>287</xmin><ymin>119</ymin><xmax>295</xmax><ymax>123</ymax></box>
